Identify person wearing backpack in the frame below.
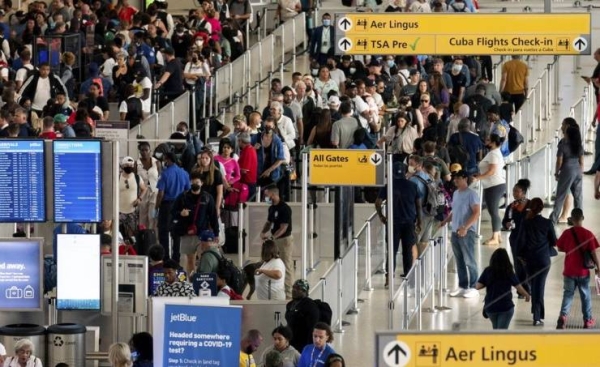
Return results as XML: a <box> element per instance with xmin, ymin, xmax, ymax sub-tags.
<box><xmin>407</xmin><ymin>155</ymin><xmax>438</xmax><ymax>254</ymax></box>
<box><xmin>216</xmin><ymin>267</ymin><xmax>244</xmax><ymax>300</ymax></box>
<box><xmin>119</xmin><ymin>156</ymin><xmax>148</xmax><ymax>245</ymax></box>
<box><xmin>448</xmin><ymin>119</ymin><xmax>483</xmax><ymax>176</ymax></box>
<box><xmin>255</xmin><ymin>239</ymin><xmax>286</xmax><ymax>300</ymax></box>
<box><xmin>285</xmin><ymin>279</ymin><xmax>320</xmax><ymax>354</ymax></box>
<box><xmin>463</xmin><ymin>84</ymin><xmax>492</xmax><ymax>134</ymax></box>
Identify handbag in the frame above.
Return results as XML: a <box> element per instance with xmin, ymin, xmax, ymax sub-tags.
<box><xmin>186</xmin><ymin>196</ymin><xmax>202</xmax><ymax>236</ymax></box>
<box><xmin>570</xmin><ymin>228</ymin><xmax>596</xmax><ymax>269</ymax></box>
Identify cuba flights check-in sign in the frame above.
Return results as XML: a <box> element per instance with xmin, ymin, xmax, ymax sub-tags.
<box><xmin>335</xmin><ymin>13</ymin><xmax>591</xmax><ymax>56</ymax></box>
<box><xmin>376</xmin><ymin>332</ymin><xmax>600</xmax><ymax>367</ymax></box>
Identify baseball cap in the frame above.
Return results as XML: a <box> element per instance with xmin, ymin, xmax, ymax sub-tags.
<box><xmin>293</xmin><ymin>279</ymin><xmax>309</xmax><ymax>292</ymax></box>
<box><xmin>452</xmin><ymin>170</ymin><xmax>469</xmax><ymax>179</ymax></box>
<box><xmin>364</xmin><ymin>79</ymin><xmax>375</xmax><ymax>87</ymax></box>
<box><xmin>53</xmin><ymin>114</ymin><xmax>67</xmax><ymax>124</ymax></box>
<box><xmin>162</xmin><ymin>47</ymin><xmax>175</xmax><ymax>56</ymax></box>
<box><xmin>346</xmin><ymin>81</ymin><xmax>357</xmax><ymax>89</ymax></box>
<box><xmin>121</xmin><ymin>156</ymin><xmax>135</xmax><ymax>167</ymax></box>
<box><xmin>199</xmin><ymin>230</ymin><xmax>215</xmax><ymax>242</ymax></box>
<box><xmin>449</xmin><ymin>163</ymin><xmax>462</xmax><ymax>173</ymax></box>
<box><xmin>328</xmin><ymin>95</ymin><xmax>341</xmax><ymax>106</ymax></box>
<box><xmin>368</xmin><ymin>59</ymin><xmax>381</xmax><ymax>67</ymax></box>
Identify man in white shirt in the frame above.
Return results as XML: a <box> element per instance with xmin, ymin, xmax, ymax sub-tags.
<box><xmin>15</xmin><ymin>48</ymin><xmax>36</xmax><ymax>90</ymax></box>
<box><xmin>119</xmin><ymin>156</ymin><xmax>147</xmax><ymax>240</ymax></box>
<box><xmin>270</xmin><ymin>101</ymin><xmax>296</xmax><ymax>150</ymax></box>
<box><xmin>345</xmin><ymin>82</ymin><xmax>370</xmax><ymax>129</ymax></box>
<box><xmin>326</xmin><ymin>56</ymin><xmax>346</xmax><ymax>94</ymax></box>
<box><xmin>132</xmin><ymin>69</ymin><xmax>152</xmax><ymax>115</ymax></box>
<box><xmin>282</xmin><ymin>86</ymin><xmax>303</xmax><ymax>145</ymax></box>
<box><xmin>365</xmin><ymin>78</ymin><xmax>384</xmax><ymax>109</ymax></box>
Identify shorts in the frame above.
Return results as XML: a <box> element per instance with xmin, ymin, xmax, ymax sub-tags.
<box><xmin>180</xmin><ymin>235</ymin><xmax>200</xmax><ymax>255</ymax></box>
<box><xmin>417</xmin><ymin>215</ymin><xmax>438</xmax><ymax>244</ymax></box>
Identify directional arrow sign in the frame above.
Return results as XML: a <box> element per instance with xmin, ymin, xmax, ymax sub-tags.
<box><xmin>337</xmin><ymin>17</ymin><xmax>352</xmax><ymax>32</ymax></box>
<box><xmin>370</xmin><ymin>152</ymin><xmax>382</xmax><ymax>166</ymax></box>
<box><xmin>382</xmin><ymin>341</ymin><xmax>411</xmax><ymax>367</ymax></box>
<box><xmin>338</xmin><ymin>37</ymin><xmax>352</xmax><ymax>52</ymax></box>
<box><xmin>573</xmin><ymin>37</ymin><xmax>588</xmax><ymax>52</ymax></box>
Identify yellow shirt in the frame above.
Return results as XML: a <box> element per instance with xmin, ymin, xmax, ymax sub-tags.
<box><xmin>239</xmin><ymin>352</ymin><xmax>256</xmax><ymax>367</ymax></box>
<box><xmin>501</xmin><ymin>59</ymin><xmax>529</xmax><ymax>94</ymax></box>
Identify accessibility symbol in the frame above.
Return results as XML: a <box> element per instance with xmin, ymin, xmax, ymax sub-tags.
<box><xmin>383</xmin><ymin>341</ymin><xmax>411</xmax><ymax>367</ymax></box>
<box><xmin>573</xmin><ymin>37</ymin><xmax>588</xmax><ymax>52</ymax></box>
<box><xmin>369</xmin><ymin>152</ymin><xmax>382</xmax><ymax>166</ymax></box>
<box><xmin>338</xmin><ymin>37</ymin><xmax>352</xmax><ymax>52</ymax></box>
<box><xmin>338</xmin><ymin>17</ymin><xmax>352</xmax><ymax>32</ymax></box>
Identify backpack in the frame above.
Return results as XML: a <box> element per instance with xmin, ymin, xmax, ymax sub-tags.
<box><xmin>44</xmin><ymin>255</ymin><xmax>57</xmax><ymax>294</ymax></box>
<box><xmin>314</xmin><ymin>299</ymin><xmax>333</xmax><ymax>325</ymax></box>
<box><xmin>448</xmin><ymin>132</ymin><xmax>470</xmax><ymax>168</ymax></box>
<box><xmin>466</xmin><ymin>97</ymin><xmax>486</xmax><ymax>130</ymax></box>
<box><xmin>221</xmin><ymin>287</ymin><xmax>244</xmax><ymax>300</ymax></box>
<box><xmin>354</xmin><ymin>117</ymin><xmax>377</xmax><ymax>149</ymax></box>
<box><xmin>450</xmin><ymin>2</ymin><xmax>467</xmax><ymax>11</ymax></box>
<box><xmin>414</xmin><ymin>175</ymin><xmax>447</xmax><ymax>218</ymax></box>
<box><xmin>203</xmin><ymin>250</ymin><xmax>246</xmax><ymax>295</ymax></box>
<box><xmin>508</xmin><ymin>124</ymin><xmax>524</xmax><ymax>153</ymax></box>
<box><xmin>381</xmin><ymin>79</ymin><xmax>398</xmax><ymax>105</ymax></box>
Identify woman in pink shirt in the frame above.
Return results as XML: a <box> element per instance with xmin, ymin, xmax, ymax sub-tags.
<box><xmin>214</xmin><ymin>138</ymin><xmax>241</xmax><ymax>189</ymax></box>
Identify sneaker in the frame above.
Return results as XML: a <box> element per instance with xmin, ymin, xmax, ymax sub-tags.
<box><xmin>584</xmin><ymin>318</ymin><xmax>596</xmax><ymax>329</ymax></box>
<box><xmin>533</xmin><ymin>320</ymin><xmax>544</xmax><ymax>326</ymax></box>
<box><xmin>449</xmin><ymin>288</ymin><xmax>465</xmax><ymax>297</ymax></box>
<box><xmin>556</xmin><ymin>315</ymin><xmax>567</xmax><ymax>329</ymax></box>
<box><xmin>462</xmin><ymin>288</ymin><xmax>480</xmax><ymax>298</ymax></box>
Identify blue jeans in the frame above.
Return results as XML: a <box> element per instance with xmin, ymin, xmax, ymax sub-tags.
<box><xmin>560</xmin><ymin>276</ymin><xmax>593</xmax><ymax>321</ymax></box>
<box><xmin>451</xmin><ymin>230</ymin><xmax>478</xmax><ymax>289</ymax></box>
<box><xmin>488</xmin><ymin>307</ymin><xmax>515</xmax><ymax>329</ymax></box>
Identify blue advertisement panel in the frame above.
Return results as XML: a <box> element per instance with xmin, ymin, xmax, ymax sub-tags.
<box><xmin>163</xmin><ymin>304</ymin><xmax>241</xmax><ymax>367</ymax></box>
<box><xmin>0</xmin><ymin>141</ymin><xmax>46</xmax><ymax>222</ymax></box>
<box><xmin>53</xmin><ymin>140</ymin><xmax>102</xmax><ymax>223</ymax></box>
<box><xmin>0</xmin><ymin>239</ymin><xmax>42</xmax><ymax>310</ymax></box>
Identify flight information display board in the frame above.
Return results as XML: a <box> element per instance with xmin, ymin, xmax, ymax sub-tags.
<box><xmin>0</xmin><ymin>140</ymin><xmax>46</xmax><ymax>222</ymax></box>
<box><xmin>53</xmin><ymin>140</ymin><xmax>102</xmax><ymax>223</ymax></box>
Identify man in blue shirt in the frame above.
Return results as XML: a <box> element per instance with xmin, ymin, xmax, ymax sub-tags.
<box><xmin>375</xmin><ymin>161</ymin><xmax>422</xmax><ymax>286</ymax></box>
<box><xmin>439</xmin><ymin>170</ymin><xmax>481</xmax><ymax>298</ymax></box>
<box><xmin>155</xmin><ymin>152</ymin><xmax>191</xmax><ymax>263</ymax></box>
<box><xmin>486</xmin><ymin>105</ymin><xmax>510</xmax><ymax>158</ymax></box>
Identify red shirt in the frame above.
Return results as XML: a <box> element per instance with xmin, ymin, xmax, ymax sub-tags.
<box><xmin>557</xmin><ymin>226</ymin><xmax>600</xmax><ymax>277</ymax></box>
<box><xmin>39</xmin><ymin>131</ymin><xmax>58</xmax><ymax>139</ymax></box>
<box><xmin>238</xmin><ymin>144</ymin><xmax>258</xmax><ymax>184</ymax></box>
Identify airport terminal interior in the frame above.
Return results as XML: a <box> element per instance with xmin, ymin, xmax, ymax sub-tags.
<box><xmin>0</xmin><ymin>0</ymin><xmax>600</xmax><ymax>365</ymax></box>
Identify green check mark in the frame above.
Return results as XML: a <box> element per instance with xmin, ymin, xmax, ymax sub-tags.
<box><xmin>409</xmin><ymin>37</ymin><xmax>421</xmax><ymax>51</ymax></box>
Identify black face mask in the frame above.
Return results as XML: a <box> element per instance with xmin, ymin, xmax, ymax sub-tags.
<box><xmin>191</xmin><ymin>184</ymin><xmax>201</xmax><ymax>192</ymax></box>
<box><xmin>123</xmin><ymin>167</ymin><xmax>134</xmax><ymax>174</ymax></box>
<box><xmin>264</xmin><ymin>126</ymin><xmax>273</xmax><ymax>134</ymax></box>
<box><xmin>245</xmin><ymin>346</ymin><xmax>254</xmax><ymax>355</ymax></box>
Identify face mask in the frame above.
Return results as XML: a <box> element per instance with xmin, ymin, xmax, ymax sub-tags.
<box><xmin>322</xmin><ymin>19</ymin><xmax>331</xmax><ymax>27</ymax></box>
<box><xmin>327</xmin><ymin>63</ymin><xmax>335</xmax><ymax>69</ymax></box>
<box><xmin>264</xmin><ymin>126</ymin><xmax>273</xmax><ymax>134</ymax></box>
<box><xmin>311</xmin><ymin>69</ymin><xmax>319</xmax><ymax>76</ymax></box>
<box><xmin>123</xmin><ymin>166</ymin><xmax>134</xmax><ymax>174</ymax></box>
<box><xmin>387</xmin><ymin>60</ymin><xmax>395</xmax><ymax>68</ymax></box>
<box><xmin>408</xmin><ymin>166</ymin><xmax>416</xmax><ymax>174</ymax></box>
<box><xmin>265</xmin><ymin>197</ymin><xmax>272</xmax><ymax>205</ymax></box>
<box><xmin>131</xmin><ymin>351</ymin><xmax>139</xmax><ymax>362</ymax></box>
<box><xmin>195</xmin><ymin>40</ymin><xmax>203</xmax><ymax>47</ymax></box>
<box><xmin>191</xmin><ymin>184</ymin><xmax>201</xmax><ymax>192</ymax></box>
<box><xmin>245</xmin><ymin>346</ymin><xmax>254</xmax><ymax>355</ymax></box>
<box><xmin>349</xmin><ymin>67</ymin><xmax>356</xmax><ymax>74</ymax></box>
<box><xmin>176</xmin><ymin>31</ymin><xmax>184</xmax><ymax>36</ymax></box>
<box><xmin>192</xmin><ymin>57</ymin><xmax>198</xmax><ymax>63</ymax></box>
<box><xmin>452</xmin><ymin>64</ymin><xmax>462</xmax><ymax>73</ymax></box>
<box><xmin>155</xmin><ymin>152</ymin><xmax>163</xmax><ymax>159</ymax></box>
<box><xmin>306</xmin><ymin>86</ymin><xmax>312</xmax><ymax>92</ymax></box>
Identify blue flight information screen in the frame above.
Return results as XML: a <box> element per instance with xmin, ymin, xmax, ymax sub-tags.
<box><xmin>53</xmin><ymin>141</ymin><xmax>102</xmax><ymax>223</ymax></box>
<box><xmin>0</xmin><ymin>141</ymin><xmax>46</xmax><ymax>222</ymax></box>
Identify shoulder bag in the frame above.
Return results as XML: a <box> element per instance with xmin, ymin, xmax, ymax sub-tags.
<box><xmin>571</xmin><ymin>228</ymin><xmax>596</xmax><ymax>269</ymax></box>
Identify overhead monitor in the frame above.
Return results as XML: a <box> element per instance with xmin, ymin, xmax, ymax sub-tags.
<box><xmin>0</xmin><ymin>238</ymin><xmax>43</xmax><ymax>311</ymax></box>
<box><xmin>53</xmin><ymin>140</ymin><xmax>102</xmax><ymax>223</ymax></box>
<box><xmin>56</xmin><ymin>234</ymin><xmax>100</xmax><ymax>310</ymax></box>
<box><xmin>0</xmin><ymin>140</ymin><xmax>46</xmax><ymax>222</ymax></box>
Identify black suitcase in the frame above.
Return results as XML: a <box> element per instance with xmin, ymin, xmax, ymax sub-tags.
<box><xmin>223</xmin><ymin>226</ymin><xmax>244</xmax><ymax>254</ymax></box>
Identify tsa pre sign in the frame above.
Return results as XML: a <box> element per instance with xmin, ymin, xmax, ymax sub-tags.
<box><xmin>376</xmin><ymin>332</ymin><xmax>600</xmax><ymax>367</ymax></box>
<box><xmin>309</xmin><ymin>149</ymin><xmax>385</xmax><ymax>186</ymax></box>
<box><xmin>163</xmin><ymin>304</ymin><xmax>241</xmax><ymax>367</ymax></box>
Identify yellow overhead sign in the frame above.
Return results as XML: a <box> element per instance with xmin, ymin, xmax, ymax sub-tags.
<box><xmin>309</xmin><ymin>149</ymin><xmax>385</xmax><ymax>186</ymax></box>
<box><xmin>335</xmin><ymin>13</ymin><xmax>591</xmax><ymax>55</ymax></box>
<box><xmin>376</xmin><ymin>332</ymin><xmax>600</xmax><ymax>367</ymax></box>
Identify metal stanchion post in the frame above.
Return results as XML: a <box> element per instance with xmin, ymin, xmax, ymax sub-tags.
<box><xmin>191</xmin><ymin>87</ymin><xmax>196</xmax><ymax>133</ymax></box>
<box><xmin>537</xmin><ymin>80</ymin><xmax>542</xmax><ymax>131</ymax></box>
<box><xmin>416</xmin><ymin>260</ymin><xmax>422</xmax><ymax>330</ymax></box>
<box><xmin>336</xmin><ymin>258</ymin><xmax>345</xmax><ymax>333</ymax></box>
<box><xmin>351</xmin><ymin>240</ymin><xmax>360</xmax><ymax>313</ymax></box>
<box><xmin>308</xmin><ymin>203</ymin><xmax>315</xmax><ymax>271</ymax></box>
<box><xmin>301</xmin><ymin>153</ymin><xmax>309</xmax><ymax>280</ymax></box>
<box><xmin>237</xmin><ymin>203</ymin><xmax>245</xmax><ymax>269</ymax></box>
<box><xmin>292</xmin><ymin>18</ymin><xmax>297</xmax><ymax>73</ymax></box>
<box><xmin>435</xmin><ymin>235</ymin><xmax>452</xmax><ymax>312</ymax></box>
<box><xmin>553</xmin><ymin>57</ymin><xmax>561</xmax><ymax>105</ymax></box>
<box><xmin>386</xmin><ymin>153</ymin><xmax>394</xmax><ymax>329</ymax></box>
<box><xmin>111</xmin><ymin>141</ymin><xmax>120</xmax><ymax>343</ymax></box>
<box><xmin>477</xmin><ymin>182</ymin><xmax>483</xmax><ymax>238</ymax></box>
<box><xmin>529</xmin><ymin>89</ymin><xmax>536</xmax><ymax>143</ymax></box>
<box><xmin>422</xmin><ymin>240</ymin><xmax>437</xmax><ymax>314</ymax></box>
<box><xmin>545</xmin><ymin>66</ymin><xmax>551</xmax><ymax>119</ymax></box>
<box><xmin>364</xmin><ymin>221</ymin><xmax>373</xmax><ymax>291</ymax></box>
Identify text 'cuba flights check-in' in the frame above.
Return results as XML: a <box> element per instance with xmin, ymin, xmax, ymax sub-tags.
<box><xmin>335</xmin><ymin>13</ymin><xmax>591</xmax><ymax>56</ymax></box>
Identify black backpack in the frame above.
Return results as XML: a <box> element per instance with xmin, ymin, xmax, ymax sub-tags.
<box><xmin>354</xmin><ymin>117</ymin><xmax>377</xmax><ymax>149</ymax></box>
<box><xmin>508</xmin><ymin>124</ymin><xmax>524</xmax><ymax>153</ymax></box>
<box><xmin>204</xmin><ymin>251</ymin><xmax>246</xmax><ymax>295</ymax></box>
<box><xmin>466</xmin><ymin>97</ymin><xmax>487</xmax><ymax>130</ymax></box>
<box><xmin>448</xmin><ymin>132</ymin><xmax>470</xmax><ymax>168</ymax></box>
<box><xmin>314</xmin><ymin>299</ymin><xmax>333</xmax><ymax>325</ymax></box>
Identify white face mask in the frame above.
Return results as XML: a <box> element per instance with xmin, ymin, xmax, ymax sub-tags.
<box><xmin>265</xmin><ymin>197</ymin><xmax>272</xmax><ymax>205</ymax></box>
<box><xmin>452</xmin><ymin>64</ymin><xmax>462</xmax><ymax>73</ymax></box>
<box><xmin>195</xmin><ymin>40</ymin><xmax>203</xmax><ymax>47</ymax></box>
<box><xmin>349</xmin><ymin>67</ymin><xmax>356</xmax><ymax>74</ymax></box>
<box><xmin>408</xmin><ymin>165</ymin><xmax>416</xmax><ymax>173</ymax></box>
